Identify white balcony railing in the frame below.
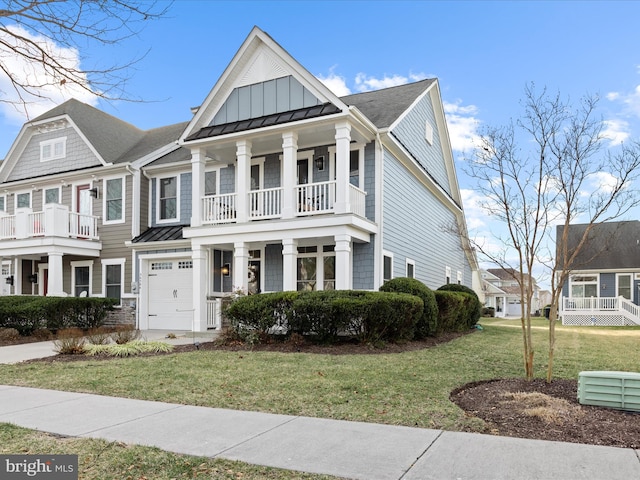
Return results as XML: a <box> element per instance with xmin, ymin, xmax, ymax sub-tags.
<box><xmin>0</xmin><ymin>206</ymin><xmax>99</xmax><ymax>241</ymax></box>
<box><xmin>349</xmin><ymin>184</ymin><xmax>366</xmax><ymax>217</ymax></box>
<box><xmin>560</xmin><ymin>296</ymin><xmax>640</xmax><ymax>326</ymax></box>
<box><xmin>202</xmin><ymin>193</ymin><xmax>237</xmax><ymax>224</ymax></box>
<box><xmin>249</xmin><ymin>187</ymin><xmax>283</xmax><ymax>220</ymax></box>
<box><xmin>296</xmin><ymin>181</ymin><xmax>335</xmax><ymax>215</ymax></box>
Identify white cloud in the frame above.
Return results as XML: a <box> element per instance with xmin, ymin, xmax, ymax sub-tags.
<box><xmin>317</xmin><ymin>69</ymin><xmax>352</xmax><ymax>96</ymax></box>
<box><xmin>0</xmin><ymin>24</ymin><xmax>99</xmax><ymax>123</ymax></box>
<box><xmin>443</xmin><ymin>100</ymin><xmax>481</xmax><ymax>153</ymax></box>
<box><xmin>460</xmin><ymin>188</ymin><xmax>488</xmax><ymax>229</ymax></box>
<box><xmin>354</xmin><ymin>72</ymin><xmax>427</xmax><ymax>92</ymax></box>
<box><xmin>601</xmin><ymin>119</ymin><xmax>630</xmax><ymax>145</ymax></box>
<box><xmin>606</xmin><ymin>84</ymin><xmax>640</xmax><ymax>119</ymax></box>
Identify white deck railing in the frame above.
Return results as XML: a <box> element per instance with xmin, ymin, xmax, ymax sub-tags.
<box><xmin>68</xmin><ymin>212</ymin><xmax>99</xmax><ymax>239</ymax></box>
<box><xmin>202</xmin><ymin>193</ymin><xmax>237</xmax><ymax>224</ymax></box>
<box><xmin>249</xmin><ymin>187</ymin><xmax>283</xmax><ymax>220</ymax></box>
<box><xmin>206</xmin><ymin>298</ymin><xmax>222</xmax><ymax>329</ymax></box>
<box><xmin>349</xmin><ymin>184</ymin><xmax>366</xmax><ymax>217</ymax></box>
<box><xmin>0</xmin><ymin>207</ymin><xmax>98</xmax><ymax>241</ymax></box>
<box><xmin>296</xmin><ymin>181</ymin><xmax>335</xmax><ymax>215</ymax></box>
<box><xmin>561</xmin><ymin>296</ymin><xmax>640</xmax><ymax>326</ymax></box>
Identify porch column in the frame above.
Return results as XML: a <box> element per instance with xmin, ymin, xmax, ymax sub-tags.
<box><xmin>335</xmin><ymin>234</ymin><xmax>352</xmax><ymax>290</ymax></box>
<box><xmin>235</xmin><ymin>140</ymin><xmax>252</xmax><ymax>223</ymax></box>
<box><xmin>335</xmin><ymin>121</ymin><xmax>352</xmax><ymax>214</ymax></box>
<box><xmin>234</xmin><ymin>242</ymin><xmax>249</xmax><ymax>294</ymax></box>
<box><xmin>191</xmin><ymin>148</ymin><xmax>206</xmax><ymax>227</ymax></box>
<box><xmin>282</xmin><ymin>238</ymin><xmax>298</xmax><ymax>291</ymax></box>
<box><xmin>47</xmin><ymin>252</ymin><xmax>66</xmax><ymax>296</ymax></box>
<box><xmin>282</xmin><ymin>132</ymin><xmax>298</xmax><ymax>219</ymax></box>
<box><xmin>192</xmin><ymin>245</ymin><xmax>207</xmax><ymax>331</ymax></box>
<box><xmin>13</xmin><ymin>258</ymin><xmax>21</xmax><ymax>295</ymax></box>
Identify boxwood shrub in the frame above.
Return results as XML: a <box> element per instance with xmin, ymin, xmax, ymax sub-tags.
<box><xmin>379</xmin><ymin>277</ymin><xmax>438</xmax><ymax>338</ymax></box>
<box><xmin>433</xmin><ymin>290</ymin><xmax>478</xmax><ymax>334</ymax></box>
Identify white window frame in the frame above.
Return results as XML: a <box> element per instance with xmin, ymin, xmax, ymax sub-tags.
<box><xmin>425</xmin><ymin>121</ymin><xmax>434</xmax><ymax>145</ymax></box>
<box><xmin>102</xmin><ymin>258</ymin><xmax>125</xmax><ymax>306</ymax></box>
<box><xmin>569</xmin><ymin>274</ymin><xmax>599</xmax><ymax>298</ymax></box>
<box><xmin>71</xmin><ymin>260</ymin><xmax>93</xmax><ymax>297</ymax></box>
<box><xmin>406</xmin><ymin>258</ymin><xmax>415</xmax><ymax>279</ymax></box>
<box><xmin>15</xmin><ymin>191</ymin><xmax>31</xmax><ymax>210</ymax></box>
<box><xmin>617</xmin><ymin>273</ymin><xmax>632</xmax><ymax>301</ymax></box>
<box><xmin>383</xmin><ymin>250</ymin><xmax>394</xmax><ymax>283</ymax></box>
<box><xmin>156</xmin><ymin>175</ymin><xmax>180</xmax><ymax>224</ymax></box>
<box><xmin>296</xmin><ymin>244</ymin><xmax>335</xmax><ymax>291</ymax></box>
<box><xmin>40</xmin><ymin>137</ymin><xmax>67</xmax><ymax>162</ymax></box>
<box><xmin>0</xmin><ymin>194</ymin><xmax>6</xmax><ymax>212</ymax></box>
<box><xmin>44</xmin><ymin>186</ymin><xmax>61</xmax><ymax>205</ymax></box>
<box><xmin>103</xmin><ymin>175</ymin><xmax>126</xmax><ymax>224</ymax></box>
<box><xmin>204</xmin><ymin>167</ymin><xmax>221</xmax><ymax>196</ymax></box>
<box><xmin>457</xmin><ymin>270</ymin><xmax>463</xmax><ymax>285</ymax></box>
<box><xmin>445</xmin><ymin>266</ymin><xmax>452</xmax><ymax>284</ymax></box>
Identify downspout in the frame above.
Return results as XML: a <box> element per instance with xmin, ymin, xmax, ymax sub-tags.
<box><xmin>125</xmin><ymin>164</ymin><xmax>140</xmax><ymax>330</ymax></box>
<box><xmin>374</xmin><ymin>131</ymin><xmax>384</xmax><ymax>289</ymax></box>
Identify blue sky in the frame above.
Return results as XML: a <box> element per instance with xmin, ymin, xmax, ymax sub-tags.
<box><xmin>1</xmin><ymin>0</ymin><xmax>640</xmax><ymax>285</ymax></box>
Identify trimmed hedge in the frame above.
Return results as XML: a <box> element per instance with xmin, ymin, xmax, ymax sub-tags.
<box><xmin>433</xmin><ymin>290</ymin><xmax>479</xmax><ymax>334</ymax></box>
<box><xmin>379</xmin><ymin>277</ymin><xmax>438</xmax><ymax>338</ymax></box>
<box><xmin>0</xmin><ymin>296</ymin><xmax>115</xmax><ymax>335</ymax></box>
<box><xmin>437</xmin><ymin>284</ymin><xmax>482</xmax><ymax>327</ymax></box>
<box><xmin>224</xmin><ymin>290</ymin><xmax>423</xmax><ymax>344</ymax></box>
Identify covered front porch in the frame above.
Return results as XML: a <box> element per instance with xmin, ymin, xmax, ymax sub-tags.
<box><xmin>560</xmin><ymin>296</ymin><xmax>640</xmax><ymax>326</ymax></box>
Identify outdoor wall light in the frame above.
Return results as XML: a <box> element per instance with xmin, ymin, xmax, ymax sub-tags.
<box><xmin>221</xmin><ymin>263</ymin><xmax>230</xmax><ymax>276</ymax></box>
<box><xmin>315</xmin><ymin>155</ymin><xmax>325</xmax><ymax>171</ymax></box>
<box><xmin>89</xmin><ymin>187</ymin><xmax>99</xmax><ymax>198</ymax></box>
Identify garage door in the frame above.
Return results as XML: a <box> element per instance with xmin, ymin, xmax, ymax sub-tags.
<box><xmin>147</xmin><ymin>258</ymin><xmax>194</xmax><ymax>330</ymax></box>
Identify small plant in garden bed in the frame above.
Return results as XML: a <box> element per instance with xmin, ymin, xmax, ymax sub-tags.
<box><xmin>111</xmin><ymin>325</ymin><xmax>141</xmax><ymax>344</ymax></box>
<box><xmin>53</xmin><ymin>328</ymin><xmax>86</xmax><ymax>355</ymax></box>
<box><xmin>85</xmin><ymin>340</ymin><xmax>174</xmax><ymax>357</ymax></box>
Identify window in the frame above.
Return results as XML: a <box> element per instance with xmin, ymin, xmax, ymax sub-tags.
<box><xmin>618</xmin><ymin>274</ymin><xmax>632</xmax><ymax>300</ymax></box>
<box><xmin>16</xmin><ymin>192</ymin><xmax>31</xmax><ymax>209</ymax></box>
<box><xmin>205</xmin><ymin>171</ymin><xmax>217</xmax><ymax>196</ymax></box>
<box><xmin>296</xmin><ymin>245</ymin><xmax>335</xmax><ymax>291</ymax></box>
<box><xmin>425</xmin><ymin>122</ymin><xmax>434</xmax><ymax>145</ymax></box>
<box><xmin>406</xmin><ymin>259</ymin><xmax>415</xmax><ymax>279</ymax></box>
<box><xmin>104</xmin><ymin>177</ymin><xmax>124</xmax><ymax>223</ymax></box>
<box><xmin>0</xmin><ymin>196</ymin><xmax>5</xmax><ymax>212</ymax></box>
<box><xmin>105</xmin><ymin>264</ymin><xmax>122</xmax><ymax>303</ymax></box>
<box><xmin>158</xmin><ymin>176</ymin><xmax>178</xmax><ymax>221</ymax></box>
<box><xmin>349</xmin><ymin>150</ymin><xmax>359</xmax><ymax>186</ymax></box>
<box><xmin>570</xmin><ymin>275</ymin><xmax>598</xmax><ymax>298</ymax></box>
<box><xmin>40</xmin><ymin>137</ymin><xmax>66</xmax><ymax>162</ymax></box>
<box><xmin>71</xmin><ymin>261</ymin><xmax>93</xmax><ymax>297</ymax></box>
<box><xmin>383</xmin><ymin>253</ymin><xmax>393</xmax><ymax>283</ymax></box>
<box><xmin>44</xmin><ymin>187</ymin><xmax>60</xmax><ymax>204</ymax></box>
<box><xmin>445</xmin><ymin>266</ymin><xmax>451</xmax><ymax>284</ymax></box>
<box><xmin>457</xmin><ymin>271</ymin><xmax>463</xmax><ymax>285</ymax></box>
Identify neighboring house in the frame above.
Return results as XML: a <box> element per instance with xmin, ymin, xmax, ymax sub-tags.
<box><xmin>558</xmin><ymin>221</ymin><xmax>640</xmax><ymax>325</ymax></box>
<box><xmin>481</xmin><ymin>268</ymin><xmax>541</xmax><ymax>317</ymax></box>
<box><xmin>0</xmin><ymin>26</ymin><xmax>479</xmax><ymax>331</ymax></box>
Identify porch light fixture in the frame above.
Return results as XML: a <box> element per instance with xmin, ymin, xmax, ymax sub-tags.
<box><xmin>315</xmin><ymin>155</ymin><xmax>325</xmax><ymax>171</ymax></box>
<box><xmin>221</xmin><ymin>263</ymin><xmax>230</xmax><ymax>276</ymax></box>
<box><xmin>89</xmin><ymin>187</ymin><xmax>99</xmax><ymax>198</ymax></box>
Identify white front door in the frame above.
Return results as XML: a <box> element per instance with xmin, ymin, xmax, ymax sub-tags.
<box><xmin>147</xmin><ymin>258</ymin><xmax>194</xmax><ymax>330</ymax></box>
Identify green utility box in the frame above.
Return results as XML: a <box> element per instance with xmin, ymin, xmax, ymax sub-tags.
<box><xmin>577</xmin><ymin>371</ymin><xmax>640</xmax><ymax>412</ymax></box>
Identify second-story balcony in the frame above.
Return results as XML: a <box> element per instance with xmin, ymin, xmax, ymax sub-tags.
<box><xmin>0</xmin><ymin>204</ymin><xmax>99</xmax><ymax>241</ymax></box>
<box><xmin>200</xmin><ymin>181</ymin><xmax>366</xmax><ymax>225</ymax></box>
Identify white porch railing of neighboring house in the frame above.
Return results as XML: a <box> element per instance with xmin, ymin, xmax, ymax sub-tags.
<box><xmin>202</xmin><ymin>193</ymin><xmax>237</xmax><ymax>224</ymax></box>
<box><xmin>206</xmin><ymin>297</ymin><xmax>222</xmax><ymax>329</ymax></box>
<box><xmin>0</xmin><ymin>208</ymin><xmax>98</xmax><ymax>241</ymax></box>
<box><xmin>560</xmin><ymin>296</ymin><xmax>640</xmax><ymax>326</ymax></box>
<box><xmin>249</xmin><ymin>187</ymin><xmax>283</xmax><ymax>220</ymax></box>
<box><xmin>349</xmin><ymin>184</ymin><xmax>366</xmax><ymax>218</ymax></box>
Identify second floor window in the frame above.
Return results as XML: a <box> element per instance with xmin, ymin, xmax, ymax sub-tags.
<box><xmin>40</xmin><ymin>138</ymin><xmax>66</xmax><ymax>162</ymax></box>
<box><xmin>105</xmin><ymin>178</ymin><xmax>124</xmax><ymax>222</ymax></box>
<box><xmin>44</xmin><ymin>187</ymin><xmax>59</xmax><ymax>204</ymax></box>
<box><xmin>16</xmin><ymin>192</ymin><xmax>30</xmax><ymax>209</ymax></box>
<box><xmin>159</xmin><ymin>176</ymin><xmax>178</xmax><ymax>221</ymax></box>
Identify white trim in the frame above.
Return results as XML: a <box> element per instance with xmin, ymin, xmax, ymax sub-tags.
<box><xmin>446</xmin><ymin>266</ymin><xmax>452</xmax><ymax>284</ymax></box>
<box><xmin>14</xmin><ymin>190</ymin><xmax>31</xmax><ymax>210</ymax></box>
<box><xmin>425</xmin><ymin>121</ymin><xmax>434</xmax><ymax>145</ymax></box>
<box><xmin>70</xmin><ymin>259</ymin><xmax>93</xmax><ymax>297</ymax></box>
<box><xmin>39</xmin><ymin>137</ymin><xmax>67</xmax><ymax>162</ymax></box>
<box><xmin>38</xmin><ymin>263</ymin><xmax>48</xmax><ymax>296</ymax></box>
<box><xmin>0</xmin><ymin>194</ymin><xmax>7</xmax><ymax>212</ymax></box>
<box><xmin>102</xmin><ymin>258</ymin><xmax>126</xmax><ymax>305</ymax></box>
<box><xmin>155</xmin><ymin>174</ymin><xmax>180</xmax><ymax>224</ymax></box>
<box><xmin>204</xmin><ymin>166</ymin><xmax>222</xmax><ymax>196</ymax></box>
<box><xmin>457</xmin><ymin>270</ymin><xmax>463</xmax><ymax>285</ymax></box>
<box><xmin>383</xmin><ymin>250</ymin><xmax>394</xmax><ymax>283</ymax></box>
<box><xmin>102</xmin><ymin>175</ymin><xmax>126</xmax><ymax>224</ymax></box>
<box><xmin>43</xmin><ymin>185</ymin><xmax>61</xmax><ymax>204</ymax></box>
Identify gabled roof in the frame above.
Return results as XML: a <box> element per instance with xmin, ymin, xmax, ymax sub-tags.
<box><xmin>341</xmin><ymin>79</ymin><xmax>437</xmax><ymax>129</ymax></box>
<box><xmin>561</xmin><ymin>221</ymin><xmax>640</xmax><ymax>270</ymax></box>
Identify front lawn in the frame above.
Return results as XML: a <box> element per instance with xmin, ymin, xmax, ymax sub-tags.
<box><xmin>1</xmin><ymin>319</ymin><xmax>638</xmax><ymax>431</ymax></box>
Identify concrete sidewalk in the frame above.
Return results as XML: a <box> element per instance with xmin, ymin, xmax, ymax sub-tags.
<box><xmin>0</xmin><ymin>329</ymin><xmax>218</xmax><ymax>364</ymax></box>
<box><xmin>0</xmin><ymin>385</ymin><xmax>638</xmax><ymax>480</ymax></box>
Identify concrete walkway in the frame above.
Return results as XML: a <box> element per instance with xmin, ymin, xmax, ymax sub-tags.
<box><xmin>0</xmin><ymin>337</ymin><xmax>639</xmax><ymax>479</ymax></box>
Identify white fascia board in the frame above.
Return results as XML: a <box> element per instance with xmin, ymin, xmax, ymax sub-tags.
<box><xmin>0</xmin><ymin>162</ymin><xmax>126</xmax><ymax>191</ymax></box>
<box><xmin>126</xmin><ymin>239</ymin><xmax>191</xmax><ymax>250</ymax></box>
<box><xmin>142</xmin><ymin>160</ymin><xmax>192</xmax><ymax>175</ymax></box>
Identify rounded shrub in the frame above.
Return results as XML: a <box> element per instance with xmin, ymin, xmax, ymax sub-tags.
<box><xmin>438</xmin><ymin>283</ymin><xmax>482</xmax><ymax>328</ymax></box>
<box><xmin>380</xmin><ymin>277</ymin><xmax>438</xmax><ymax>338</ymax></box>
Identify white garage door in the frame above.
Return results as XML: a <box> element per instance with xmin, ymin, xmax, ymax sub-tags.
<box><xmin>147</xmin><ymin>258</ymin><xmax>194</xmax><ymax>330</ymax></box>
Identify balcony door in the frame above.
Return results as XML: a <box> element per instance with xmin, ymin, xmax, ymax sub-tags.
<box><xmin>76</xmin><ymin>184</ymin><xmax>92</xmax><ymax>237</ymax></box>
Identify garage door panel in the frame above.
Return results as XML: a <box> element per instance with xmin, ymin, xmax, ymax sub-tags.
<box><xmin>147</xmin><ymin>259</ymin><xmax>194</xmax><ymax>330</ymax></box>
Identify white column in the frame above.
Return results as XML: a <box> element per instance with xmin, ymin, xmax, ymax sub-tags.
<box><xmin>192</xmin><ymin>245</ymin><xmax>207</xmax><ymax>332</ymax></box>
<box><xmin>234</xmin><ymin>242</ymin><xmax>249</xmax><ymax>294</ymax></box>
<box><xmin>235</xmin><ymin>140</ymin><xmax>252</xmax><ymax>223</ymax></box>
<box><xmin>335</xmin><ymin>121</ymin><xmax>352</xmax><ymax>214</ymax></box>
<box><xmin>282</xmin><ymin>238</ymin><xmax>298</xmax><ymax>291</ymax></box>
<box><xmin>282</xmin><ymin>132</ymin><xmax>298</xmax><ymax>219</ymax></box>
<box><xmin>191</xmin><ymin>148</ymin><xmax>206</xmax><ymax>227</ymax></box>
<box><xmin>47</xmin><ymin>252</ymin><xmax>66</xmax><ymax>296</ymax></box>
<box><xmin>13</xmin><ymin>257</ymin><xmax>20</xmax><ymax>295</ymax></box>
<box><xmin>335</xmin><ymin>234</ymin><xmax>352</xmax><ymax>290</ymax></box>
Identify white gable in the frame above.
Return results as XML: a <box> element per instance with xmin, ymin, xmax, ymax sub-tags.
<box><xmin>238</xmin><ymin>47</ymin><xmax>289</xmax><ymax>87</ymax></box>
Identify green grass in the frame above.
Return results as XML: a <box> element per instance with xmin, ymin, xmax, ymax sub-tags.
<box><xmin>0</xmin><ymin>423</ymin><xmax>336</xmax><ymax>480</ymax></box>
<box><xmin>1</xmin><ymin>319</ymin><xmax>639</xmax><ymax>433</ymax></box>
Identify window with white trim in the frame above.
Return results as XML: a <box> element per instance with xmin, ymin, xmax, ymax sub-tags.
<box><xmin>71</xmin><ymin>260</ymin><xmax>93</xmax><ymax>297</ymax></box>
<box><xmin>406</xmin><ymin>259</ymin><xmax>415</xmax><ymax>279</ymax></box>
<box><xmin>205</xmin><ymin>170</ymin><xmax>217</xmax><ymax>196</ymax></box>
<box><xmin>425</xmin><ymin>122</ymin><xmax>434</xmax><ymax>145</ymax></box>
<box><xmin>16</xmin><ymin>192</ymin><xmax>31</xmax><ymax>209</ymax></box>
<box><xmin>157</xmin><ymin>176</ymin><xmax>178</xmax><ymax>222</ymax></box>
<box><xmin>445</xmin><ymin>266</ymin><xmax>452</xmax><ymax>284</ymax></box>
<box><xmin>570</xmin><ymin>275</ymin><xmax>598</xmax><ymax>298</ymax></box>
<box><xmin>104</xmin><ymin>177</ymin><xmax>124</xmax><ymax>223</ymax></box>
<box><xmin>102</xmin><ymin>259</ymin><xmax>124</xmax><ymax>305</ymax></box>
<box><xmin>44</xmin><ymin>187</ymin><xmax>60</xmax><ymax>204</ymax></box>
<box><xmin>297</xmin><ymin>245</ymin><xmax>335</xmax><ymax>291</ymax></box>
<box><xmin>40</xmin><ymin>137</ymin><xmax>66</xmax><ymax>162</ymax></box>
<box><xmin>0</xmin><ymin>195</ymin><xmax>6</xmax><ymax>212</ymax></box>
<box><xmin>457</xmin><ymin>270</ymin><xmax>463</xmax><ymax>285</ymax></box>
<box><xmin>383</xmin><ymin>252</ymin><xmax>393</xmax><ymax>283</ymax></box>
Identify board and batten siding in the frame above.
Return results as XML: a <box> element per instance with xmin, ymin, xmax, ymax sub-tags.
<box><xmin>382</xmin><ymin>149</ymin><xmax>471</xmax><ymax>289</ymax></box>
<box><xmin>390</xmin><ymin>89</ymin><xmax>452</xmax><ymax>198</ymax></box>
<box><xmin>7</xmin><ymin>127</ymin><xmax>102</xmax><ymax>182</ymax></box>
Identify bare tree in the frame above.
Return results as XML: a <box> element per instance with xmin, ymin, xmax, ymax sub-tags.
<box><xmin>0</xmin><ymin>0</ymin><xmax>169</xmax><ymax>116</ymax></box>
<box><xmin>466</xmin><ymin>84</ymin><xmax>640</xmax><ymax>381</ymax></box>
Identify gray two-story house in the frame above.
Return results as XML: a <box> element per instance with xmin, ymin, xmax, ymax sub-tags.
<box><xmin>0</xmin><ymin>26</ymin><xmax>478</xmax><ymax>332</ymax></box>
